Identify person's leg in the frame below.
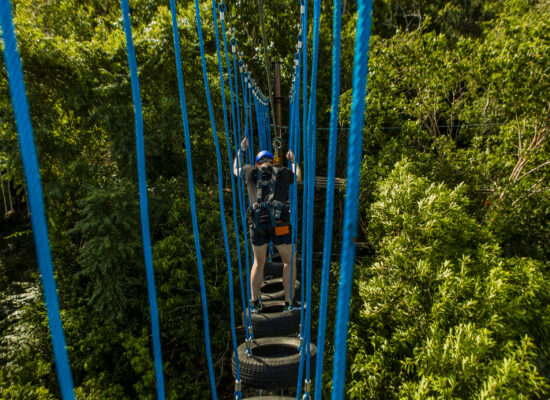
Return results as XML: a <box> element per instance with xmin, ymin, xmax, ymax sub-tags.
<box><xmin>274</xmin><ymin>243</ymin><xmax>297</xmax><ymax>303</ymax></box>
<box><xmin>250</xmin><ymin>243</ymin><xmax>268</xmax><ymax>302</ymax></box>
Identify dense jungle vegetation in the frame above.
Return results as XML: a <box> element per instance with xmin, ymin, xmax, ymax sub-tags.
<box><xmin>1</xmin><ymin>0</ymin><xmax>549</xmax><ymax>398</ymax></box>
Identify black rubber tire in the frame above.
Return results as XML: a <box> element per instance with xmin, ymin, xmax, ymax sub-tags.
<box><xmin>264</xmin><ymin>261</ymin><xmax>284</xmax><ymax>278</ymax></box>
<box><xmin>242</xmin><ymin>300</ymin><xmax>301</xmax><ymax>338</ymax></box>
<box><xmin>260</xmin><ymin>278</ymin><xmax>301</xmax><ymax>301</ymax></box>
<box><xmin>242</xmin><ymin>397</ymin><xmax>295</xmax><ymax>400</ymax></box>
<box><xmin>232</xmin><ymin>337</ymin><xmax>317</xmax><ymax>389</ymax></box>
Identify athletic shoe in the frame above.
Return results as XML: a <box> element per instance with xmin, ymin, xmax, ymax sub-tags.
<box><xmin>283</xmin><ymin>300</ymin><xmax>300</xmax><ymax>311</ymax></box>
<box><xmin>250</xmin><ymin>300</ymin><xmax>263</xmax><ymax>313</ymax></box>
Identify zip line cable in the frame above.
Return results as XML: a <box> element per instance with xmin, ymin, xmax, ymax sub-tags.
<box><xmin>0</xmin><ymin>1</ymin><xmax>75</xmax><ymax>398</ymax></box>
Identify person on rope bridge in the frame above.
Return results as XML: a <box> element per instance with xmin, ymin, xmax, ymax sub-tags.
<box><xmin>233</xmin><ymin>137</ymin><xmax>302</xmax><ymax>313</ymax></box>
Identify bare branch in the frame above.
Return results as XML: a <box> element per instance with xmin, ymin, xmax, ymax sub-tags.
<box><xmin>517</xmin><ymin>160</ymin><xmax>550</xmax><ymax>181</ymax></box>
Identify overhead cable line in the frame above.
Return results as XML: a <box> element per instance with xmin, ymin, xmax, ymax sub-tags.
<box><xmin>273</xmin><ymin>122</ymin><xmax>508</xmax><ymax>131</ymax></box>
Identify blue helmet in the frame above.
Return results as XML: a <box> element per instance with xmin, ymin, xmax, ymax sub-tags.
<box><xmin>255</xmin><ymin>150</ymin><xmax>274</xmax><ymax>164</ymax></box>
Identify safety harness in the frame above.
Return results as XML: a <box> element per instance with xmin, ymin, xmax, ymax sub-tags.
<box><xmin>250</xmin><ymin>165</ymin><xmax>286</xmax><ymax>229</ymax></box>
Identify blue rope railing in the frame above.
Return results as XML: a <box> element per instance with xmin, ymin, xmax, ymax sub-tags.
<box><xmin>120</xmin><ymin>2</ymin><xmax>165</xmax><ymax>398</ymax></box>
<box><xmin>331</xmin><ymin>1</ymin><xmax>374</xmax><ymax>399</ymax></box>
<box><xmin>234</xmin><ymin>54</ymin><xmax>254</xmax><ymax>340</ymax></box>
<box><xmin>168</xmin><ymin>1</ymin><xmax>221</xmax><ymax>397</ymax></box>
<box><xmin>0</xmin><ymin>1</ymin><xmax>75</xmax><ymax>398</ymax></box>
<box><xmin>296</xmin><ymin>0</ymin><xmax>309</xmax><ymax>395</ymax></box>
<box><xmin>221</xmin><ymin>12</ymin><xmax>252</xmax><ymax>347</ymax></box>
<box><xmin>315</xmin><ymin>0</ymin><xmax>343</xmax><ymax>396</ymax></box>
<box><xmin>298</xmin><ymin>0</ymin><xmax>321</xmax><ymax>396</ymax></box>
<box><xmin>211</xmin><ymin>3</ymin><xmax>243</xmax><ymax>395</ymax></box>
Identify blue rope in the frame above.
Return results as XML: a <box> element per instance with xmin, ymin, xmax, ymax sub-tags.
<box><xmin>233</xmin><ymin>55</ymin><xmax>253</xmax><ymax>337</ymax></box>
<box><xmin>265</xmin><ymin>103</ymin><xmax>272</xmax><ymax>153</ymax></box>
<box><xmin>247</xmin><ymin>81</ymin><xmax>255</xmax><ymax>158</ymax></box>
<box><xmin>211</xmin><ymin>2</ymin><xmax>243</xmax><ymax>389</ymax></box>
<box><xmin>223</xmin><ymin>23</ymin><xmax>251</xmax><ymax>345</ymax></box>
<box><xmin>241</xmin><ymin>71</ymin><xmax>254</xmax><ymax>316</ymax></box>
<box><xmin>193</xmin><ymin>0</ymin><xmax>245</xmax><ymax>395</ymax></box>
<box><xmin>0</xmin><ymin>2</ymin><xmax>75</xmax><ymax>399</ymax></box>
<box><xmin>296</xmin><ymin>0</ymin><xmax>308</xmax><ymax>395</ymax></box>
<box><xmin>253</xmin><ymin>94</ymin><xmax>264</xmax><ymax>150</ymax></box>
<box><xmin>168</xmin><ymin>0</ymin><xmax>221</xmax><ymax>394</ymax></box>
<box><xmin>120</xmin><ymin>2</ymin><xmax>166</xmax><ymax>398</ymax></box>
<box><xmin>315</xmin><ymin>0</ymin><xmax>343</xmax><ymax>396</ymax></box>
<box><xmin>331</xmin><ymin>1</ymin><xmax>373</xmax><ymax>399</ymax></box>
<box><xmin>242</xmin><ymin>72</ymin><xmax>252</xmax><ymax>165</ymax></box>
<box><xmin>299</xmin><ymin>0</ymin><xmax>321</xmax><ymax>395</ymax></box>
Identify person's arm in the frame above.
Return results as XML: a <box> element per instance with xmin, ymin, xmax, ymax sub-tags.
<box><xmin>286</xmin><ymin>149</ymin><xmax>302</xmax><ymax>183</ymax></box>
<box><xmin>233</xmin><ymin>137</ymin><xmax>248</xmax><ymax>177</ymax></box>
<box><xmin>294</xmin><ymin>163</ymin><xmax>302</xmax><ymax>183</ymax></box>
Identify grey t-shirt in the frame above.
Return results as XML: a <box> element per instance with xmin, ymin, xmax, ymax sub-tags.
<box><xmin>242</xmin><ymin>164</ymin><xmax>294</xmax><ymax>223</ymax></box>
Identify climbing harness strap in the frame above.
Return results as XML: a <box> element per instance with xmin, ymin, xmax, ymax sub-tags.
<box><xmin>250</xmin><ymin>166</ymin><xmax>285</xmax><ymax>229</ymax></box>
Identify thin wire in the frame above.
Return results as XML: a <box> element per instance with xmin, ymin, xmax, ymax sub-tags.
<box><xmin>273</xmin><ymin>122</ymin><xmax>508</xmax><ymax>131</ymax></box>
<box><xmin>331</xmin><ymin>1</ymin><xmax>374</xmax><ymax>399</ymax></box>
<box><xmin>0</xmin><ymin>1</ymin><xmax>75</xmax><ymax>398</ymax></box>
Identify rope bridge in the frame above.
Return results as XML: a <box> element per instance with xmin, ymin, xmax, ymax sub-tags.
<box><xmin>0</xmin><ymin>0</ymin><xmax>374</xmax><ymax>398</ymax></box>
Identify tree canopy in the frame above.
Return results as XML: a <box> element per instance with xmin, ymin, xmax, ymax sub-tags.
<box><xmin>1</xmin><ymin>0</ymin><xmax>548</xmax><ymax>398</ymax></box>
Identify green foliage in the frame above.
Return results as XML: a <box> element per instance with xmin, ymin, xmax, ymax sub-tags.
<box><xmin>1</xmin><ymin>0</ymin><xmax>549</xmax><ymax>398</ymax></box>
<box><xmin>349</xmin><ymin>160</ymin><xmax>550</xmax><ymax>398</ymax></box>
<box><xmin>0</xmin><ymin>282</ymin><xmax>58</xmax><ymax>399</ymax></box>
<box><xmin>67</xmin><ymin>182</ymin><xmax>142</xmax><ymax>321</ymax></box>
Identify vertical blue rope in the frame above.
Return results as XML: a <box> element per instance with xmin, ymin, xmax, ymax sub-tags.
<box><xmin>193</xmin><ymin>0</ymin><xmax>244</xmax><ymax>395</ymax></box>
<box><xmin>331</xmin><ymin>1</ymin><xmax>373</xmax><ymax>399</ymax></box>
<box><xmin>253</xmin><ymin>94</ymin><xmax>263</xmax><ymax>150</ymax></box>
<box><xmin>299</xmin><ymin>0</ymin><xmax>321</xmax><ymax>396</ymax></box>
<box><xmin>225</xmin><ymin>31</ymin><xmax>251</xmax><ymax>344</ymax></box>
<box><xmin>0</xmin><ymin>2</ymin><xmax>75</xmax><ymax>399</ymax></box>
<box><xmin>169</xmin><ymin>1</ymin><xmax>220</xmax><ymax>396</ymax></box>
<box><xmin>315</xmin><ymin>0</ymin><xmax>343</xmax><ymax>396</ymax></box>
<box><xmin>306</xmin><ymin>0</ymin><xmax>321</xmax><ymax>386</ymax></box>
<box><xmin>241</xmin><ymin>71</ymin><xmax>254</xmax><ymax>311</ymax></box>
<box><xmin>211</xmin><ymin>1</ymin><xmax>242</xmax><ymax>391</ymax></box>
<box><xmin>234</xmin><ymin>55</ymin><xmax>253</xmax><ymax>334</ymax></box>
<box><xmin>242</xmin><ymin>73</ymin><xmax>252</xmax><ymax>165</ymax></box>
<box><xmin>120</xmin><ymin>2</ymin><xmax>166</xmax><ymax>398</ymax></box>
<box><xmin>247</xmin><ymin>82</ymin><xmax>255</xmax><ymax>157</ymax></box>
<box><xmin>296</xmin><ymin>0</ymin><xmax>308</xmax><ymax>395</ymax></box>
<box><xmin>266</xmin><ymin>102</ymin><xmax>272</xmax><ymax>153</ymax></box>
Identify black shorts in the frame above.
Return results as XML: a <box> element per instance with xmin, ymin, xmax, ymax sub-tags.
<box><xmin>249</xmin><ymin>224</ymin><xmax>293</xmax><ymax>247</ymax></box>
